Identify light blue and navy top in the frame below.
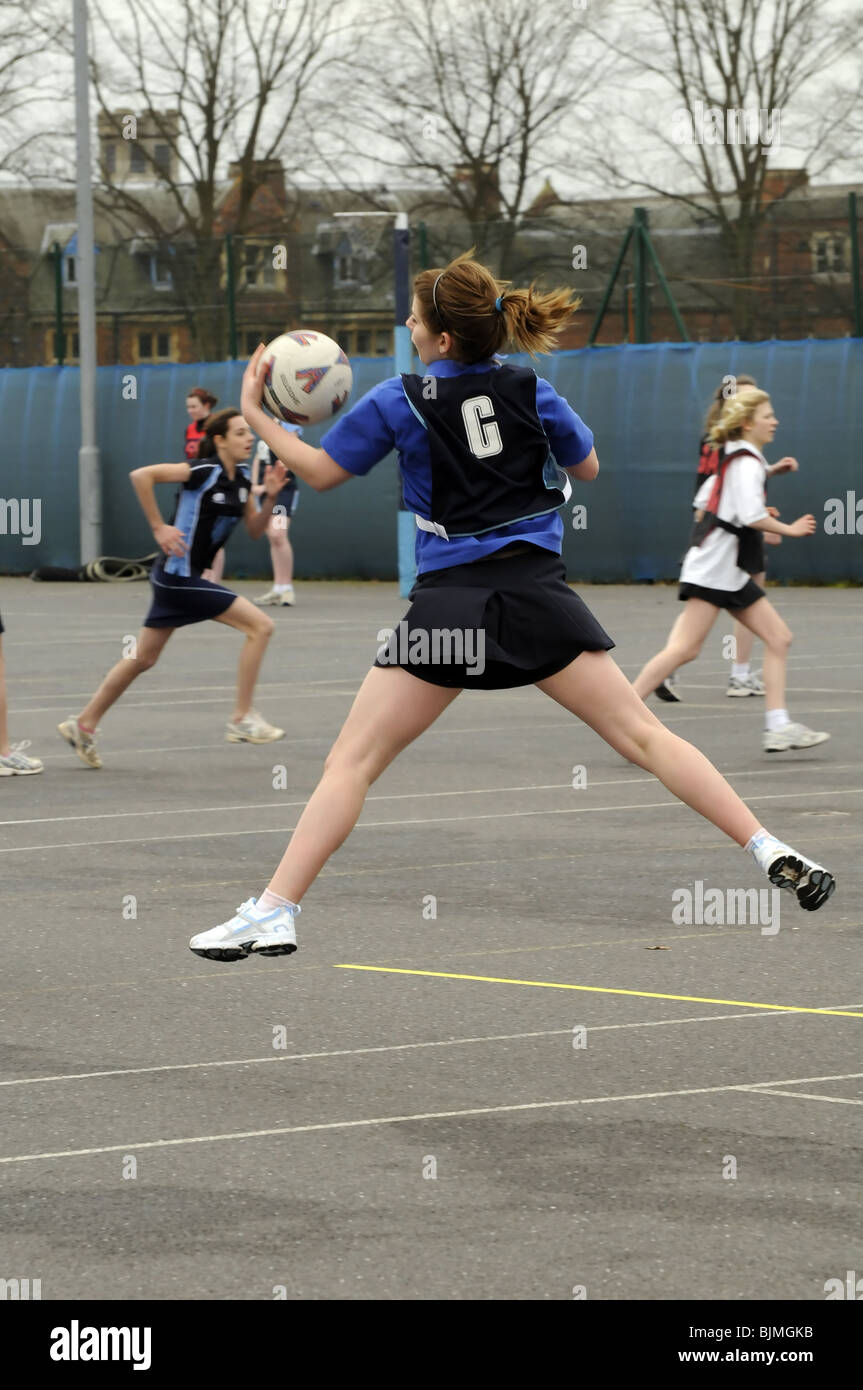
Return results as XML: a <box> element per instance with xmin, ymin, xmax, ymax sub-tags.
<box><xmin>165</xmin><ymin>461</ymin><xmax>251</xmax><ymax>576</ymax></box>
<box><xmin>321</xmin><ymin>359</ymin><xmax>593</xmax><ymax>575</ymax></box>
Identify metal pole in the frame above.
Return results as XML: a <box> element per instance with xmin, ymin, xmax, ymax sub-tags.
<box><xmin>633</xmin><ymin>207</ymin><xmax>649</xmax><ymax>343</ymax></box>
<box><xmin>225</xmin><ymin>234</ymin><xmax>238</xmax><ymax>359</ymax></box>
<box><xmin>73</xmin><ymin>0</ymin><xmax>101</xmax><ymax>563</ymax></box>
<box><xmin>849</xmin><ymin>191</ymin><xmax>862</xmax><ymax>338</ymax></box>
<box><xmin>641</xmin><ymin>222</ymin><xmax>689</xmax><ymax>341</ymax></box>
<box><xmin>53</xmin><ymin>242</ymin><xmax>65</xmax><ymax>366</ymax></box>
<box><xmin>587</xmin><ymin>224</ymin><xmax>634</xmax><ymax>346</ymax></box>
<box><xmin>392</xmin><ymin>212</ymin><xmax>416</xmax><ymax>597</ymax></box>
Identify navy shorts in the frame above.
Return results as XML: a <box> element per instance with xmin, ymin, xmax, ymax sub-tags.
<box><xmin>678</xmin><ymin>579</ymin><xmax>766</xmax><ymax>611</ymax></box>
<box><xmin>144</xmin><ymin>561</ymin><xmax>238</xmax><ymax>629</ymax></box>
<box><xmin>267</xmin><ymin>483</ymin><xmax>299</xmax><ymax>521</ymax></box>
<box><xmin>0</xmin><ymin>608</ymin><xmax>4</xmax><ymax>635</ymax></box>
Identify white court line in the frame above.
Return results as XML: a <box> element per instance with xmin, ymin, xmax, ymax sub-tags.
<box><xmin>3</xmin><ymin>1069</ymin><xmax>863</xmax><ymax>1167</ymax></box>
<box><xmin>742</xmin><ymin>1088</ymin><xmax>863</xmax><ymax>1106</ymax></box>
<box><xmin>5</xmin><ymin>1006</ymin><xmax>846</xmax><ymax>1091</ymax></box>
<box><xmin>9</xmin><ymin>760</ymin><xmax>862</xmax><ymax>829</ymax></box>
<box><xmin>2</xmin><ymin>784</ymin><xmax>861</xmax><ymax>854</ymax></box>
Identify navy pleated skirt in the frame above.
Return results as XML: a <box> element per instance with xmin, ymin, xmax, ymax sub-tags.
<box><xmin>375</xmin><ymin>543</ymin><xmax>615</xmax><ymax>690</ymax></box>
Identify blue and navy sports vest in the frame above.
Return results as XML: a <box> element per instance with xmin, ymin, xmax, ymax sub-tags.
<box><xmin>400</xmin><ymin>363</ymin><xmax>571</xmax><ymax>540</ymax></box>
<box><xmin>166</xmin><ymin>461</ymin><xmax>251</xmax><ymax>576</ymax></box>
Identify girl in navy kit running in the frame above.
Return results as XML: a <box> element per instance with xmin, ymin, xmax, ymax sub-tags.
<box><xmin>58</xmin><ymin>408</ymin><xmax>287</xmax><ymax>768</ymax></box>
<box><xmin>189</xmin><ymin>254</ymin><xmax>834</xmax><ymax>962</ymax></box>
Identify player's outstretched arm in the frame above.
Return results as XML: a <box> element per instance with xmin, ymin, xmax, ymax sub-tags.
<box><xmin>242</xmin><ymin>345</ymin><xmax>353</xmax><ymax>492</ymax></box>
<box><xmin>129</xmin><ymin>462</ymin><xmax>191</xmax><ymax>556</ymax></box>
<box><xmin>563</xmin><ymin>447</ymin><xmax>599</xmax><ymax>481</ymax></box>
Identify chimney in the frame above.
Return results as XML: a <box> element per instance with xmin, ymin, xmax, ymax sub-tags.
<box><xmin>98</xmin><ymin>109</ymin><xmax>180</xmax><ymax>183</ymax></box>
<box><xmin>761</xmin><ymin>168</ymin><xmax>808</xmax><ymax>206</ymax></box>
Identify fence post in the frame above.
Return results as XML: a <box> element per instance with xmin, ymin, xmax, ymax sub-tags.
<box><xmin>850</xmin><ymin>191</ymin><xmax>862</xmax><ymax>338</ymax></box>
<box><xmin>53</xmin><ymin>242</ymin><xmax>65</xmax><ymax>366</ymax></box>
<box><xmin>633</xmin><ymin>207</ymin><xmax>649</xmax><ymax>343</ymax></box>
<box><xmin>225</xmin><ymin>233</ymin><xmax>238</xmax><ymax>359</ymax></box>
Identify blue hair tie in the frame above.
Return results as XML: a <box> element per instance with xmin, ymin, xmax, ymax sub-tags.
<box><xmin>495</xmin><ymin>295</ymin><xmax>503</xmax><ymax>312</ymax></box>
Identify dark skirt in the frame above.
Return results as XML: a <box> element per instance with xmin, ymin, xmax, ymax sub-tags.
<box><xmin>144</xmin><ymin>561</ymin><xmax>238</xmax><ymax>629</ymax></box>
<box><xmin>678</xmin><ymin>578</ymin><xmax>766</xmax><ymax>611</ymax></box>
<box><xmin>375</xmin><ymin>543</ymin><xmax>615</xmax><ymax>690</ymax></box>
<box><xmin>0</xmin><ymin>608</ymin><xmax>4</xmax><ymax>635</ymax></box>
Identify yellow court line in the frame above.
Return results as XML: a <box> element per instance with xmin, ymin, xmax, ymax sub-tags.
<box><xmin>334</xmin><ymin>965</ymin><xmax>863</xmax><ymax>1018</ymax></box>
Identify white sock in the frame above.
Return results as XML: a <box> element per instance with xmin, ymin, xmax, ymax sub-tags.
<box><xmin>273</xmin><ymin>583</ymin><xmax>292</xmax><ymax>593</ymax></box>
<box><xmin>765</xmin><ymin>708</ymin><xmax>790</xmax><ymax>732</ymax></box>
<box><xmin>745</xmin><ymin>827</ymin><xmax>788</xmax><ymax>871</ymax></box>
<box><xmin>256</xmin><ymin>889</ymin><xmax>300</xmax><ymax>916</ymax></box>
<box><xmin>731</xmin><ymin>663</ymin><xmax>750</xmax><ymax>680</ymax></box>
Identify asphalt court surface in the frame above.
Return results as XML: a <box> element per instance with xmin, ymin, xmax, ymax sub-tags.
<box><xmin>1</xmin><ymin>575</ymin><xmax>861</xmax><ymax>1301</ymax></box>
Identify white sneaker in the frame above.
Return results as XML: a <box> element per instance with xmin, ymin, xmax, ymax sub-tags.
<box><xmin>727</xmin><ymin>673</ymin><xmax>765</xmax><ymax>696</ymax></box>
<box><xmin>189</xmin><ymin>898</ymin><xmax>298</xmax><ymax>962</ymax></box>
<box><xmin>254</xmin><ymin>587</ymin><xmax>294</xmax><ymax>607</ymax></box>
<box><xmin>58</xmin><ymin>717</ymin><xmax>102</xmax><ymax>768</ymax></box>
<box><xmin>763</xmin><ymin>722</ymin><xmax>830</xmax><ymax>752</ymax></box>
<box><xmin>0</xmin><ymin>741</ymin><xmax>44</xmax><ymax>775</ymax></box>
<box><xmin>225</xmin><ymin>710</ymin><xmax>285</xmax><ymax>743</ymax></box>
<box><xmin>765</xmin><ymin>850</ymin><xmax>836</xmax><ymax>912</ymax></box>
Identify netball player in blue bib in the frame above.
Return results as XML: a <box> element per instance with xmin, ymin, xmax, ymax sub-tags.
<box><xmin>58</xmin><ymin>408</ymin><xmax>287</xmax><ymax>768</ymax></box>
<box><xmin>189</xmin><ymin>255</ymin><xmax>834</xmax><ymax>962</ymax></box>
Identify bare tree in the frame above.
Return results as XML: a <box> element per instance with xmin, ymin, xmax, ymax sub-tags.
<box><xmin>0</xmin><ymin>0</ymin><xmax>68</xmax><ymax>177</ymax></box>
<box><xmin>582</xmin><ymin>0</ymin><xmax>863</xmax><ymax>336</ymax></box>
<box><xmin>86</xmin><ymin>0</ymin><xmax>353</xmax><ymax>359</ymax></box>
<box><xmin>332</xmin><ymin>0</ymin><xmax>611</xmax><ymax>276</ymax></box>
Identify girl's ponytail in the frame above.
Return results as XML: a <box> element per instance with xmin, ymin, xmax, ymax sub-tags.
<box><xmin>708</xmin><ymin>387</ymin><xmax>769</xmax><ymax>445</ymax></box>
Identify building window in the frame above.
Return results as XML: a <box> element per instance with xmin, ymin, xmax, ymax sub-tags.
<box><xmin>47</xmin><ymin>330</ymin><xmax>80</xmax><ymax>363</ymax></box>
<box><xmin>375</xmin><ymin>329</ymin><xmax>391</xmax><ymax>355</ymax></box>
<box><xmin>64</xmin><ymin>255</ymin><xmax>77</xmax><ymax>286</ymax></box>
<box><xmin>104</xmin><ymin>142</ymin><xmax>116</xmax><ymax>174</ymax></box>
<box><xmin>243</xmin><ymin>244</ymin><xmax>276</xmax><ymax>289</ymax></box>
<box><xmin>154</xmin><ymin>143</ymin><xmax>171</xmax><ymax>175</ymax></box>
<box><xmin>150</xmin><ymin>253</ymin><xmax>173</xmax><ymax>290</ymax></box>
<box><xmin>137</xmin><ymin>330</ymin><xmax>174</xmax><ymax>362</ymax></box>
<box><xmin>355</xmin><ymin>330</ymin><xmax>371</xmax><ymax>355</ymax></box>
<box><xmin>245</xmin><ymin>330</ymin><xmax>263</xmax><ymax>354</ymax></box>
<box><xmin>335</xmin><ymin>253</ymin><xmax>366</xmax><ymax>288</ymax></box>
<box><xmin>129</xmin><ymin>142</ymin><xmax>147</xmax><ymax>174</ymax></box>
<box><xmin>813</xmin><ymin>236</ymin><xmax>847</xmax><ymax>273</ymax></box>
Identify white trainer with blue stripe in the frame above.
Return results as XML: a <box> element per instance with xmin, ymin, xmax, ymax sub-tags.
<box><xmin>189</xmin><ymin>898</ymin><xmax>298</xmax><ymax>962</ymax></box>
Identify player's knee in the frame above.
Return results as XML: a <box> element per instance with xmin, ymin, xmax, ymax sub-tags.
<box><xmin>255</xmin><ymin>613</ymin><xmax>276</xmax><ymax>640</ymax></box>
<box><xmin>134</xmin><ymin>649</ymin><xmax>160</xmax><ymax>673</ymax></box>
<box><xmin>674</xmin><ymin>641</ymin><xmax>702</xmax><ymax>665</ymax></box>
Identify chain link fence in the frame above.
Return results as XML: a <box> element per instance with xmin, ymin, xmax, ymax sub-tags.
<box><xmin>1</xmin><ymin>194</ymin><xmax>860</xmax><ymax>367</ymax></box>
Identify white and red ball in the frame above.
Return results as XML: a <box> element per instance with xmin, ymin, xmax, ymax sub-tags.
<box><xmin>261</xmin><ymin>330</ymin><xmax>352</xmax><ymax>426</ymax></box>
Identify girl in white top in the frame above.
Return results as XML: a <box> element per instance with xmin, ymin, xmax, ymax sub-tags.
<box><xmin>633</xmin><ymin>387</ymin><xmax>830</xmax><ymax>753</ymax></box>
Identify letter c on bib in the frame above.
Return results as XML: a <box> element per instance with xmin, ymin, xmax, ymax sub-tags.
<box><xmin>461</xmin><ymin>395</ymin><xmax>502</xmax><ymax>458</ymax></box>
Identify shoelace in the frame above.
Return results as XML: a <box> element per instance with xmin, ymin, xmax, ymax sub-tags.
<box><xmin>10</xmin><ymin>740</ymin><xmax>32</xmax><ymax>754</ymax></box>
